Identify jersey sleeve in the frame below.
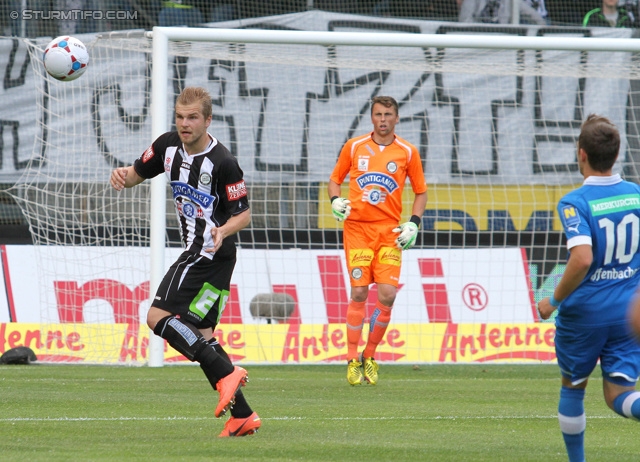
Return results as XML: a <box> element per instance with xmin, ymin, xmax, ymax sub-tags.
<box><xmin>329</xmin><ymin>139</ymin><xmax>354</xmax><ymax>185</ymax></box>
<box><xmin>557</xmin><ymin>197</ymin><xmax>593</xmax><ymax>249</ymax></box>
<box><xmin>406</xmin><ymin>144</ymin><xmax>427</xmax><ymax>194</ymax></box>
<box><xmin>218</xmin><ymin>156</ymin><xmax>250</xmax><ymax>217</ymax></box>
<box><xmin>133</xmin><ymin>133</ymin><xmax>170</xmax><ymax>179</ymax></box>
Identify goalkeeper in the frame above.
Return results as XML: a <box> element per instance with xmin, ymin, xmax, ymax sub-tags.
<box><xmin>328</xmin><ymin>96</ymin><xmax>427</xmax><ymax>386</ymax></box>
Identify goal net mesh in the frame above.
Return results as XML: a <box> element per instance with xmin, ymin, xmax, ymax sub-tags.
<box><xmin>7</xmin><ymin>16</ymin><xmax>640</xmax><ymax>364</ymax></box>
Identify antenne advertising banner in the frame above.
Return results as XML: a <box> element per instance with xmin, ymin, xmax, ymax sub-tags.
<box><xmin>0</xmin><ymin>245</ymin><xmax>556</xmax><ymax>364</ymax></box>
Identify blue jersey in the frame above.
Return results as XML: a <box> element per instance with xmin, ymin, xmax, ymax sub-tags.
<box><xmin>557</xmin><ymin>174</ymin><xmax>640</xmax><ymax>327</ymax></box>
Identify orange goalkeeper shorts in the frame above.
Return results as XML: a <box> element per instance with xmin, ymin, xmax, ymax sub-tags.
<box><xmin>342</xmin><ymin>219</ymin><xmax>402</xmax><ymax>287</ymax></box>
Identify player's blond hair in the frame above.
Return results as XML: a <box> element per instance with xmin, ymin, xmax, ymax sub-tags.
<box><xmin>176</xmin><ymin>87</ymin><xmax>213</xmax><ymax>119</ymax></box>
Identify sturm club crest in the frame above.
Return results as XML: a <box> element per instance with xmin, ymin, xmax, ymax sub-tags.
<box><xmin>200</xmin><ymin>172</ymin><xmax>212</xmax><ymax>185</ymax></box>
<box><xmin>366</xmin><ymin>188</ymin><xmax>383</xmax><ymax>205</ymax></box>
<box><xmin>181</xmin><ymin>201</ymin><xmax>196</xmax><ymax>218</ymax></box>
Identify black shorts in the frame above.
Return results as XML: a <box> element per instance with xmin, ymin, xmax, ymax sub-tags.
<box><xmin>152</xmin><ymin>251</ymin><xmax>236</xmax><ymax>329</ymax></box>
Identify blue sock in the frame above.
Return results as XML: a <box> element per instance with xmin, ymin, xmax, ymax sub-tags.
<box><xmin>558</xmin><ymin>386</ymin><xmax>586</xmax><ymax>462</ymax></box>
<box><xmin>612</xmin><ymin>390</ymin><xmax>640</xmax><ymax>419</ymax></box>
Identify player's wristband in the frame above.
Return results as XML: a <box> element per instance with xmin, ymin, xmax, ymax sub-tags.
<box><xmin>549</xmin><ymin>295</ymin><xmax>560</xmax><ymax>307</ymax></box>
<box><xmin>409</xmin><ymin>215</ymin><xmax>421</xmax><ymax>227</ymax></box>
<box><xmin>330</xmin><ymin>196</ymin><xmax>339</xmax><ymax>204</ymax></box>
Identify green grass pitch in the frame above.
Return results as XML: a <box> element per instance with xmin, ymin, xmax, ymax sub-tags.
<box><xmin>1</xmin><ymin>364</ymin><xmax>639</xmax><ymax>461</ymax></box>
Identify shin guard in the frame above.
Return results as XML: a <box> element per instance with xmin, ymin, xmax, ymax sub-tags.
<box><xmin>153</xmin><ymin>315</ymin><xmax>209</xmax><ymax>362</ymax></box>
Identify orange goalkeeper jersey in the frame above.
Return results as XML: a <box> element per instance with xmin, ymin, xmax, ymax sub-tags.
<box><xmin>330</xmin><ymin>132</ymin><xmax>427</xmax><ymax>223</ymax></box>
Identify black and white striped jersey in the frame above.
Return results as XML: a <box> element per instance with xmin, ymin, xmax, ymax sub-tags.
<box><xmin>133</xmin><ymin>131</ymin><xmax>249</xmax><ymax>260</ymax></box>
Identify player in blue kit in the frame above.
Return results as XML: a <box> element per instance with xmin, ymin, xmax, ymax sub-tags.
<box><xmin>538</xmin><ymin>114</ymin><xmax>640</xmax><ymax>462</ymax></box>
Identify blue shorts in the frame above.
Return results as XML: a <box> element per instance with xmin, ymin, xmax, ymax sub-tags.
<box><xmin>555</xmin><ymin>321</ymin><xmax>640</xmax><ymax>386</ymax></box>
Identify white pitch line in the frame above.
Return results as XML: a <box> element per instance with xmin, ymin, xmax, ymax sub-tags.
<box><xmin>2</xmin><ymin>416</ymin><xmax>212</xmax><ymax>422</ymax></box>
<box><xmin>0</xmin><ymin>415</ymin><xmax>620</xmax><ymax>423</ymax></box>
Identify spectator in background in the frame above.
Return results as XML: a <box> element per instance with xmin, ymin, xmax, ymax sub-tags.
<box><xmin>1</xmin><ymin>1</ymin><xmax>16</xmax><ymax>35</ymax></box>
<box><xmin>372</xmin><ymin>0</ymin><xmax>459</xmax><ymax>20</ymax></box>
<box><xmin>7</xmin><ymin>0</ymin><xmax>58</xmax><ymax>36</ymax></box>
<box><xmin>544</xmin><ymin>0</ymin><xmax>593</xmax><ymax>26</ymax></box>
<box><xmin>105</xmin><ymin>0</ymin><xmax>147</xmax><ymax>31</ymax></box>
<box><xmin>209</xmin><ymin>4</ymin><xmax>235</xmax><ymax>22</ymax></box>
<box><xmin>583</xmin><ymin>0</ymin><xmax>636</xmax><ymax>27</ymax></box>
<box><xmin>526</xmin><ymin>0</ymin><xmax>549</xmax><ymax>23</ymax></box>
<box><xmin>458</xmin><ymin>0</ymin><xmax>546</xmax><ymax>25</ymax></box>
<box><xmin>159</xmin><ymin>0</ymin><xmax>203</xmax><ymax>27</ymax></box>
<box><xmin>57</xmin><ymin>0</ymin><xmax>83</xmax><ymax>35</ymax></box>
<box><xmin>186</xmin><ymin>1</ymin><xmax>236</xmax><ymax>23</ymax></box>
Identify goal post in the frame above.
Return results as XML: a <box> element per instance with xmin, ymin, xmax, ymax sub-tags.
<box><xmin>143</xmin><ymin>25</ymin><xmax>640</xmax><ymax>366</ymax></box>
<box><xmin>149</xmin><ymin>26</ymin><xmax>640</xmax><ymax>52</ymax></box>
<box><xmin>147</xmin><ymin>29</ymin><xmax>169</xmax><ymax>368</ymax></box>
<box><xmin>8</xmin><ymin>19</ymin><xmax>640</xmax><ymax>366</ymax></box>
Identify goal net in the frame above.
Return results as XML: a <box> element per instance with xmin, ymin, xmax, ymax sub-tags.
<box><xmin>6</xmin><ymin>11</ymin><xmax>640</xmax><ymax>365</ymax></box>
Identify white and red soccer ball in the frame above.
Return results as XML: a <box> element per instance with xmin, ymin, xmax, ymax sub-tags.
<box><xmin>43</xmin><ymin>36</ymin><xmax>89</xmax><ymax>82</ymax></box>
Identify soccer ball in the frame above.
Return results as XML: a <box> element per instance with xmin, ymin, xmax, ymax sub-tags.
<box><xmin>43</xmin><ymin>36</ymin><xmax>89</xmax><ymax>82</ymax></box>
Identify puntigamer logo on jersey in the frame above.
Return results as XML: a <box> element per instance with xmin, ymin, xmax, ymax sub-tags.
<box><xmin>589</xmin><ymin>194</ymin><xmax>640</xmax><ymax>216</ymax></box>
<box><xmin>356</xmin><ymin>172</ymin><xmax>399</xmax><ymax>193</ymax></box>
<box><xmin>170</xmin><ymin>181</ymin><xmax>214</xmax><ymax>208</ymax></box>
<box><xmin>227</xmin><ymin>180</ymin><xmax>247</xmax><ymax>200</ymax></box>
